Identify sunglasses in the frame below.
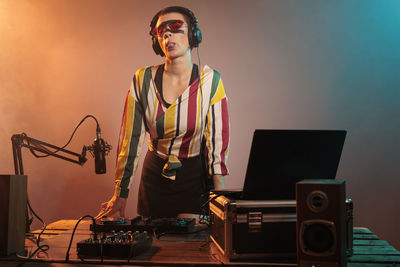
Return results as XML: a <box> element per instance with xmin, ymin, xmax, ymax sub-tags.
<box><xmin>151</xmin><ymin>20</ymin><xmax>186</xmax><ymax>37</ymax></box>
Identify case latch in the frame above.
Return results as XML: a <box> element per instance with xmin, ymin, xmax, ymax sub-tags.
<box><xmin>247</xmin><ymin>212</ymin><xmax>262</xmax><ymax>232</ymax></box>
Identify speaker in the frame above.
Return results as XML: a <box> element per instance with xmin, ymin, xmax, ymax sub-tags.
<box><xmin>296</xmin><ymin>179</ymin><xmax>347</xmax><ymax>267</ymax></box>
<box><xmin>0</xmin><ymin>175</ymin><xmax>27</xmax><ymax>256</ymax></box>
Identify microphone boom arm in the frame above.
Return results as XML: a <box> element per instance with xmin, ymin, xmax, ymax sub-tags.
<box><xmin>11</xmin><ymin>133</ymin><xmax>88</xmax><ymax>175</ymax></box>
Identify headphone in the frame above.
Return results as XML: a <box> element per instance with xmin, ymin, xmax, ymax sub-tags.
<box><xmin>150</xmin><ymin>6</ymin><xmax>202</xmax><ymax>56</ymax></box>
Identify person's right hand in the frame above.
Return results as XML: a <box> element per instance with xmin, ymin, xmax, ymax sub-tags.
<box><xmin>94</xmin><ymin>195</ymin><xmax>127</xmax><ymax>220</ymax></box>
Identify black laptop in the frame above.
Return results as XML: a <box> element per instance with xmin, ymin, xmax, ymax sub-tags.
<box><xmin>213</xmin><ymin>129</ymin><xmax>346</xmax><ymax>200</ymax></box>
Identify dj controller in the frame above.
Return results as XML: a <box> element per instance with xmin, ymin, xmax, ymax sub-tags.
<box><xmin>89</xmin><ymin>216</ymin><xmax>196</xmax><ymax>235</ymax></box>
<box><xmin>77</xmin><ymin>216</ymin><xmax>198</xmax><ymax>258</ymax></box>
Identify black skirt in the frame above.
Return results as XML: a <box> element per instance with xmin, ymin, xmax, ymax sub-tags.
<box><xmin>137</xmin><ymin>150</ymin><xmax>207</xmax><ymax>218</ymax></box>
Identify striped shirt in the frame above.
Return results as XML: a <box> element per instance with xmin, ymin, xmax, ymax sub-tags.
<box><xmin>114</xmin><ymin>65</ymin><xmax>230</xmax><ymax>198</ymax></box>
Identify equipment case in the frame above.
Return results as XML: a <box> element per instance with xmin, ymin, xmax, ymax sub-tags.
<box><xmin>209</xmin><ymin>194</ymin><xmax>297</xmax><ymax>260</ymax></box>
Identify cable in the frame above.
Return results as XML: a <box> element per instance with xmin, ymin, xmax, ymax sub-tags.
<box><xmin>27</xmin><ymin>115</ymin><xmax>100</xmax><ymax>158</ymax></box>
<box><xmin>35</xmin><ymin>224</ymin><xmax>48</xmax><ymax>253</ymax></box>
<box><xmin>25</xmin><ymin>193</ymin><xmax>45</xmax><ymax>233</ymax></box>
<box><xmin>16</xmin><ymin>224</ymin><xmax>49</xmax><ymax>266</ymax></box>
<box><xmin>65</xmin><ymin>215</ymin><xmax>97</xmax><ymax>262</ymax></box>
<box><xmin>197</xmin><ymin>46</ymin><xmax>204</xmax><ymax>135</ymax></box>
<box><xmin>16</xmin><ymin>245</ymin><xmax>49</xmax><ymax>266</ymax></box>
<box><xmin>196</xmin><ymin>45</ymin><xmax>214</xmax><ymax>225</ymax></box>
<box><xmin>27</xmin><ymin>195</ymin><xmax>44</xmax><ymax>226</ymax></box>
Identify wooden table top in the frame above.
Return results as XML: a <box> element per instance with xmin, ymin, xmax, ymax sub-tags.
<box><xmin>0</xmin><ymin>219</ymin><xmax>399</xmax><ymax>266</ymax></box>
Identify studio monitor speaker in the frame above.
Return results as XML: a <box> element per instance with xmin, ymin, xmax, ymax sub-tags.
<box><xmin>296</xmin><ymin>179</ymin><xmax>346</xmax><ymax>267</ymax></box>
<box><xmin>0</xmin><ymin>175</ymin><xmax>27</xmax><ymax>256</ymax></box>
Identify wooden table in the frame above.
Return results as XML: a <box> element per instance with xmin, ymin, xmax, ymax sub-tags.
<box><xmin>0</xmin><ymin>219</ymin><xmax>399</xmax><ymax>266</ymax></box>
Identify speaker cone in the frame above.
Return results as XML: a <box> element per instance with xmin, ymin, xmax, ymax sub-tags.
<box><xmin>306</xmin><ymin>190</ymin><xmax>329</xmax><ymax>213</ymax></box>
<box><xmin>300</xmin><ymin>220</ymin><xmax>337</xmax><ymax>256</ymax></box>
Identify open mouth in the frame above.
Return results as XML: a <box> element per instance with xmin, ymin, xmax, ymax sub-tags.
<box><xmin>166</xmin><ymin>42</ymin><xmax>176</xmax><ymax>50</ymax></box>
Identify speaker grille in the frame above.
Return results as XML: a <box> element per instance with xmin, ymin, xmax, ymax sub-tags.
<box><xmin>300</xmin><ymin>219</ymin><xmax>337</xmax><ymax>256</ymax></box>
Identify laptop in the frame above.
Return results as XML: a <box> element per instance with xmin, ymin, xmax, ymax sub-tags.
<box><xmin>212</xmin><ymin>129</ymin><xmax>347</xmax><ymax>200</ymax></box>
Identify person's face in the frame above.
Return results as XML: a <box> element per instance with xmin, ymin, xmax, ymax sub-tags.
<box><xmin>154</xmin><ymin>12</ymin><xmax>190</xmax><ymax>59</ymax></box>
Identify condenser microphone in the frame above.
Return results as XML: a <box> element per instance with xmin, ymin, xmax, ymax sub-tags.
<box><xmin>85</xmin><ymin>123</ymin><xmax>112</xmax><ymax>174</ymax></box>
<box><xmin>93</xmin><ymin>134</ymin><xmax>107</xmax><ymax>174</ymax></box>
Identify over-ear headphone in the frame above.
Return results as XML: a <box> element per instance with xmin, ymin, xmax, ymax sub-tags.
<box><xmin>150</xmin><ymin>6</ymin><xmax>202</xmax><ymax>57</ymax></box>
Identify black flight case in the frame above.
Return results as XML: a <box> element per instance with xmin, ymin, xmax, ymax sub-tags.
<box><xmin>209</xmin><ymin>193</ymin><xmax>297</xmax><ymax>261</ymax></box>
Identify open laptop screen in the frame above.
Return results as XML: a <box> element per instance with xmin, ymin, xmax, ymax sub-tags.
<box><xmin>242</xmin><ymin>129</ymin><xmax>346</xmax><ymax>200</ymax></box>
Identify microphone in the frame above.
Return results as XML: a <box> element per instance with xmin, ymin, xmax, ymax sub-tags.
<box><xmin>87</xmin><ymin>126</ymin><xmax>111</xmax><ymax>174</ymax></box>
<box><xmin>93</xmin><ymin>135</ymin><xmax>106</xmax><ymax>174</ymax></box>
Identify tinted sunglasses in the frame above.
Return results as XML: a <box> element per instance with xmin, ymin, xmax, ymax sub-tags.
<box><xmin>151</xmin><ymin>20</ymin><xmax>186</xmax><ymax>37</ymax></box>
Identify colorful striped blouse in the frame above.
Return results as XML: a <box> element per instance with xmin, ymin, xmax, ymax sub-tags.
<box><xmin>114</xmin><ymin>65</ymin><xmax>230</xmax><ymax>198</ymax></box>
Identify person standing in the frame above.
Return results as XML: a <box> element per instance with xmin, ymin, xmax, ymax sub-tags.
<box><xmin>96</xmin><ymin>6</ymin><xmax>229</xmax><ymax>219</ymax></box>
